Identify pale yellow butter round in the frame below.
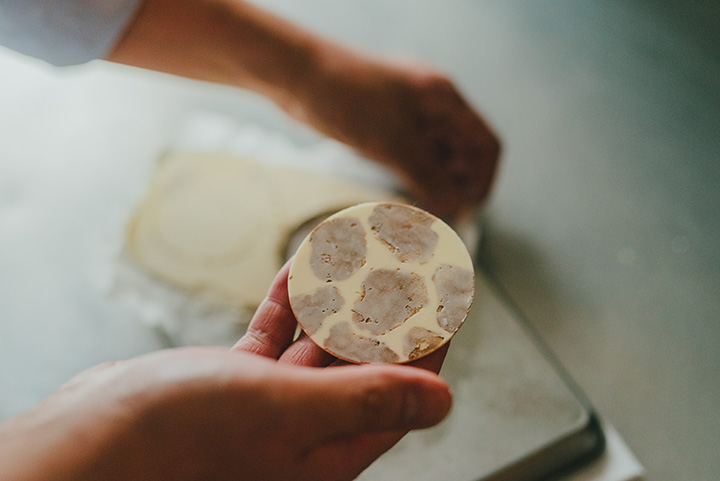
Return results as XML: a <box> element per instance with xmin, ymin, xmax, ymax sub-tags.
<box><xmin>288</xmin><ymin>202</ymin><xmax>475</xmax><ymax>364</ymax></box>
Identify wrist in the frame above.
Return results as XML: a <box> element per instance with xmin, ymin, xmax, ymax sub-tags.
<box><xmin>277</xmin><ymin>39</ymin><xmax>365</xmax><ymax>128</ymax></box>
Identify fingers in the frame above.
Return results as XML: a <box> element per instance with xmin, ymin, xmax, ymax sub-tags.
<box><xmin>395</xmin><ymin>156</ymin><xmax>459</xmax><ymax>219</ymax></box>
<box><xmin>299</xmin><ymin>431</ymin><xmax>406</xmax><ymax>481</ymax></box>
<box><xmin>408</xmin><ymin>76</ymin><xmax>500</xmax><ymax>220</ymax></box>
<box><xmin>390</xmin><ymin>113</ymin><xmax>500</xmax><ymax>220</ymax></box>
<box><xmin>292</xmin><ymin>364</ymin><xmax>452</xmax><ymax>444</ymax></box>
<box><xmin>278</xmin><ymin>332</ymin><xmax>336</xmax><ymax>367</ymax></box>
<box><xmin>231</xmin><ymin>260</ymin><xmax>297</xmax><ymax>359</ymax></box>
<box><xmin>405</xmin><ymin>342</ymin><xmax>449</xmax><ymax>374</ymax></box>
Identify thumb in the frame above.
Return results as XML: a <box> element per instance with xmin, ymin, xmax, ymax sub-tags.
<box><xmin>289</xmin><ymin>364</ymin><xmax>453</xmax><ymax>442</ymax></box>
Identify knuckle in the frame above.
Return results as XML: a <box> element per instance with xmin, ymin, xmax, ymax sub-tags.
<box><xmin>264</xmin><ymin>294</ymin><xmax>295</xmax><ymax>319</ymax></box>
<box><xmin>247</xmin><ymin>329</ymin><xmax>276</xmax><ymax>353</ymax></box>
<box><xmin>425</xmin><ymin>72</ymin><xmax>454</xmax><ymax>91</ymax></box>
<box><xmin>487</xmin><ymin>133</ymin><xmax>502</xmax><ymax>160</ymax></box>
<box><xmin>412</xmin><ymin>69</ymin><xmax>455</xmax><ymax>96</ymax></box>
<box><xmin>357</xmin><ymin>372</ymin><xmax>406</xmax><ymax>430</ymax></box>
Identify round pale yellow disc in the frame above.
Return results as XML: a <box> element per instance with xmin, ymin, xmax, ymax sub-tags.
<box><xmin>288</xmin><ymin>202</ymin><xmax>475</xmax><ymax>364</ymax></box>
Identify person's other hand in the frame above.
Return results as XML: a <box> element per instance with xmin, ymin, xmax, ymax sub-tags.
<box><xmin>108</xmin><ymin>0</ymin><xmax>499</xmax><ymax>220</ymax></box>
<box><xmin>285</xmin><ymin>47</ymin><xmax>501</xmax><ymax>220</ymax></box>
<box><xmin>0</xmin><ymin>262</ymin><xmax>451</xmax><ymax>481</ymax></box>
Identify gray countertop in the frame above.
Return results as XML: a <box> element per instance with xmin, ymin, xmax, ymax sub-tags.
<box><xmin>1</xmin><ymin>1</ymin><xmax>718</xmax><ymax>480</ymax></box>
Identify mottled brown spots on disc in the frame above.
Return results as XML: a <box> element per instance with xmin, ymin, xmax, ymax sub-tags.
<box><xmin>403</xmin><ymin>327</ymin><xmax>445</xmax><ymax>361</ymax></box>
<box><xmin>291</xmin><ymin>285</ymin><xmax>345</xmax><ymax>335</ymax></box>
<box><xmin>323</xmin><ymin>322</ymin><xmax>399</xmax><ymax>363</ymax></box>
<box><xmin>433</xmin><ymin>264</ymin><xmax>474</xmax><ymax>332</ymax></box>
<box><xmin>309</xmin><ymin>217</ymin><xmax>367</xmax><ymax>282</ymax></box>
<box><xmin>369</xmin><ymin>203</ymin><xmax>438</xmax><ymax>263</ymax></box>
<box><xmin>352</xmin><ymin>269</ymin><xmax>428</xmax><ymax>335</ymax></box>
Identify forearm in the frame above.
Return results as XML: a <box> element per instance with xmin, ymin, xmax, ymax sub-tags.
<box><xmin>0</xmin><ymin>393</ymin><xmax>135</xmax><ymax>481</ymax></box>
<box><xmin>107</xmin><ymin>0</ymin><xmax>325</xmax><ymax>109</ymax></box>
<box><xmin>0</xmin><ymin>410</ymin><xmax>88</xmax><ymax>481</ymax></box>
<box><xmin>106</xmin><ymin>0</ymin><xmax>500</xmax><ymax>218</ymax></box>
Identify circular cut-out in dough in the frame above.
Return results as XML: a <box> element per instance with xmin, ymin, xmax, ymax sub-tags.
<box><xmin>288</xmin><ymin>202</ymin><xmax>475</xmax><ymax>364</ymax></box>
<box><xmin>124</xmin><ymin>153</ymin><xmax>397</xmax><ymax>307</ymax></box>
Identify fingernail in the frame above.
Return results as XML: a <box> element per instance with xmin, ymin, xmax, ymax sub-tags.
<box><xmin>404</xmin><ymin>382</ymin><xmax>453</xmax><ymax>428</ymax></box>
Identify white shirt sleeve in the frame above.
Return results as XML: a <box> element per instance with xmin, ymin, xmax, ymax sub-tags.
<box><xmin>0</xmin><ymin>0</ymin><xmax>142</xmax><ymax>66</ymax></box>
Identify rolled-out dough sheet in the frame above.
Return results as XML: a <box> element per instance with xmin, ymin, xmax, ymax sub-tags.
<box><xmin>125</xmin><ymin>151</ymin><xmax>397</xmax><ymax>307</ymax></box>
